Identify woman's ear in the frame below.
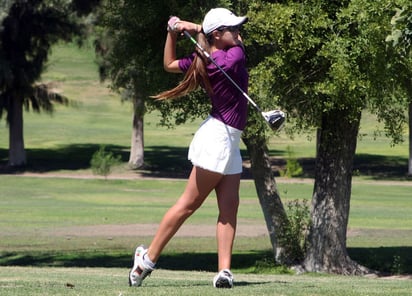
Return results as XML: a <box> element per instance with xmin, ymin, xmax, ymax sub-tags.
<box><xmin>212</xmin><ymin>30</ymin><xmax>222</xmax><ymax>40</ymax></box>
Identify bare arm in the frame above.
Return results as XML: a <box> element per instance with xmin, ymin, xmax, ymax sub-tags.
<box><xmin>163</xmin><ymin>20</ymin><xmax>201</xmax><ymax>73</ymax></box>
<box><xmin>163</xmin><ymin>32</ymin><xmax>181</xmax><ymax>73</ymax></box>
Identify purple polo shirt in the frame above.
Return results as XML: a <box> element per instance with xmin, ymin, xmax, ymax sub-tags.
<box><xmin>178</xmin><ymin>45</ymin><xmax>248</xmax><ymax>130</ymax></box>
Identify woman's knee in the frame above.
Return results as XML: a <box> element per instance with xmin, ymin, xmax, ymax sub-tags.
<box><xmin>174</xmin><ymin>197</ymin><xmax>203</xmax><ymax>218</ymax></box>
<box><xmin>218</xmin><ymin>196</ymin><xmax>239</xmax><ymax>216</ymax></box>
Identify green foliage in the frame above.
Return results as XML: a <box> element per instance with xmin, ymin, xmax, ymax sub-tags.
<box><xmin>386</xmin><ymin>3</ymin><xmax>412</xmax><ymax>54</ymax></box>
<box><xmin>245</xmin><ymin>0</ymin><xmax>409</xmax><ymax>143</ymax></box>
<box><xmin>0</xmin><ymin>0</ymin><xmax>13</xmax><ymax>27</ymax></box>
<box><xmin>252</xmin><ymin>255</ymin><xmax>293</xmax><ymax>274</ymax></box>
<box><xmin>96</xmin><ymin>0</ymin><xmax>240</xmax><ymax>127</ymax></box>
<box><xmin>338</xmin><ymin>0</ymin><xmax>410</xmax><ymax>145</ymax></box>
<box><xmin>0</xmin><ymin>0</ymin><xmax>100</xmax><ymax>119</ymax></box>
<box><xmin>245</xmin><ymin>1</ymin><xmax>331</xmax><ymax>132</ymax></box>
<box><xmin>0</xmin><ymin>0</ymin><xmax>101</xmax><ymax>165</ymax></box>
<box><xmin>280</xmin><ymin>146</ymin><xmax>303</xmax><ymax>177</ymax></box>
<box><xmin>278</xmin><ymin>199</ymin><xmax>311</xmax><ymax>263</ymax></box>
<box><xmin>90</xmin><ymin>145</ymin><xmax>121</xmax><ymax>178</ymax></box>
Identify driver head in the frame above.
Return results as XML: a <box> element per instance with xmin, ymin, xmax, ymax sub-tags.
<box><xmin>262</xmin><ymin>110</ymin><xmax>286</xmax><ymax>131</ymax></box>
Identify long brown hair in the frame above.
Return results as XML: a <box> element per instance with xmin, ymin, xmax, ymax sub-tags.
<box><xmin>152</xmin><ymin>32</ymin><xmax>213</xmax><ymax>100</ymax></box>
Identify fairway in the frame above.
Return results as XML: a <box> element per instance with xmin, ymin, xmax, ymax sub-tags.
<box><xmin>0</xmin><ymin>176</ymin><xmax>411</xmax><ymax>278</ymax></box>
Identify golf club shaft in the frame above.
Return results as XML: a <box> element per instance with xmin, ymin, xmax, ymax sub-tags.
<box><xmin>183</xmin><ymin>31</ymin><xmax>263</xmax><ymax>113</ymax></box>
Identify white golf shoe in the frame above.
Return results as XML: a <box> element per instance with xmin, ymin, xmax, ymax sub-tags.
<box><xmin>213</xmin><ymin>269</ymin><xmax>234</xmax><ymax>288</ymax></box>
<box><xmin>128</xmin><ymin>245</ymin><xmax>154</xmax><ymax>287</ymax></box>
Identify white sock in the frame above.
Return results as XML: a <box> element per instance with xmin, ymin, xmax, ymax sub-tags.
<box><xmin>143</xmin><ymin>254</ymin><xmax>156</xmax><ymax>269</ymax></box>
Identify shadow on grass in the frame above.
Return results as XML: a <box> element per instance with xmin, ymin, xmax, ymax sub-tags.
<box><xmin>1</xmin><ymin>247</ymin><xmax>411</xmax><ymax>275</ymax></box>
<box><xmin>0</xmin><ymin>250</ymin><xmax>272</xmax><ymax>272</ymax></box>
<box><xmin>270</xmin><ymin>153</ymin><xmax>409</xmax><ymax>179</ymax></box>
<box><xmin>353</xmin><ymin>154</ymin><xmax>410</xmax><ymax>179</ymax></box>
<box><xmin>348</xmin><ymin>246</ymin><xmax>412</xmax><ymax>275</ymax></box>
<box><xmin>0</xmin><ymin>144</ymin><xmax>191</xmax><ymax>178</ymax></box>
<box><xmin>0</xmin><ymin>144</ymin><xmax>127</xmax><ymax>173</ymax></box>
<box><xmin>0</xmin><ymin>144</ymin><xmax>251</xmax><ymax>179</ymax></box>
<box><xmin>0</xmin><ymin>145</ymin><xmax>409</xmax><ymax>179</ymax></box>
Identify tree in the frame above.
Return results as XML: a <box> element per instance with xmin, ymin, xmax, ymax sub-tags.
<box><xmin>386</xmin><ymin>3</ymin><xmax>412</xmax><ymax>175</ymax></box>
<box><xmin>96</xmin><ymin>0</ymin><xmax>160</xmax><ymax>168</ymax></box>
<box><xmin>96</xmin><ymin>0</ymin><xmax>303</xmax><ymax>262</ymax></box>
<box><xmin>242</xmin><ymin>121</ymin><xmax>289</xmax><ymax>262</ymax></box>
<box><xmin>96</xmin><ymin>0</ymin><xmax>292</xmax><ymax>261</ymax></box>
<box><xmin>95</xmin><ymin>0</ymin><xmax>232</xmax><ymax>168</ymax></box>
<box><xmin>245</xmin><ymin>0</ymin><xmax>408</xmax><ymax>274</ymax></box>
<box><xmin>0</xmin><ymin>0</ymin><xmax>101</xmax><ymax>167</ymax></box>
<box><xmin>96</xmin><ymin>0</ymin><xmax>409</xmax><ymax>273</ymax></box>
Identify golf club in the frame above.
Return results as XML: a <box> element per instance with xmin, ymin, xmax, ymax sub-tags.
<box><xmin>183</xmin><ymin>30</ymin><xmax>286</xmax><ymax>131</ymax></box>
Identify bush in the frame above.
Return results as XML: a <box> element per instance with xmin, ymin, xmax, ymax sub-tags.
<box><xmin>278</xmin><ymin>199</ymin><xmax>311</xmax><ymax>263</ymax></box>
<box><xmin>280</xmin><ymin>146</ymin><xmax>303</xmax><ymax>178</ymax></box>
<box><xmin>90</xmin><ymin>145</ymin><xmax>121</xmax><ymax>178</ymax></box>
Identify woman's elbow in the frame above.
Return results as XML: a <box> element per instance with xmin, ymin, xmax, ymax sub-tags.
<box><xmin>164</xmin><ymin>61</ymin><xmax>181</xmax><ymax>73</ymax></box>
<box><xmin>163</xmin><ymin>63</ymin><xmax>173</xmax><ymax>72</ymax></box>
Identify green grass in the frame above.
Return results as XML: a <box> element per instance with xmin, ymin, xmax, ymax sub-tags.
<box><xmin>1</xmin><ymin>267</ymin><xmax>411</xmax><ymax>296</ymax></box>
<box><xmin>0</xmin><ymin>176</ymin><xmax>411</xmax><ymax>276</ymax></box>
<box><xmin>1</xmin><ymin>177</ymin><xmax>411</xmax><ymax>241</ymax></box>
<box><xmin>0</xmin><ymin>41</ymin><xmax>411</xmax><ymax>295</ymax></box>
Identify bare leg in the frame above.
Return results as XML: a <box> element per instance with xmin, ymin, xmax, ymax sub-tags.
<box><xmin>215</xmin><ymin>173</ymin><xmax>240</xmax><ymax>271</ymax></box>
<box><xmin>147</xmin><ymin>166</ymin><xmax>223</xmax><ymax>263</ymax></box>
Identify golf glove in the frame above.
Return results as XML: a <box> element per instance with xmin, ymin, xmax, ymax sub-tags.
<box><xmin>167</xmin><ymin>16</ymin><xmax>180</xmax><ymax>32</ymax></box>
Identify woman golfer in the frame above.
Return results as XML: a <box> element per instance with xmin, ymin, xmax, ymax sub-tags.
<box><xmin>129</xmin><ymin>8</ymin><xmax>248</xmax><ymax>288</ymax></box>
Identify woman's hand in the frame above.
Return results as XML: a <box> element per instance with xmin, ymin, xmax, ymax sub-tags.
<box><xmin>168</xmin><ymin>16</ymin><xmax>200</xmax><ymax>35</ymax></box>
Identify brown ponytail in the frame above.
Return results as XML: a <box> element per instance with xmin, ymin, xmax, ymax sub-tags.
<box><xmin>152</xmin><ymin>33</ymin><xmax>213</xmax><ymax>100</ymax></box>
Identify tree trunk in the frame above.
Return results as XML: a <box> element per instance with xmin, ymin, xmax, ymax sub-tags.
<box><xmin>243</xmin><ymin>133</ymin><xmax>289</xmax><ymax>263</ymax></box>
<box><xmin>128</xmin><ymin>94</ymin><xmax>145</xmax><ymax>169</ymax></box>
<box><xmin>303</xmin><ymin>108</ymin><xmax>370</xmax><ymax>275</ymax></box>
<box><xmin>8</xmin><ymin>97</ymin><xmax>26</xmax><ymax>166</ymax></box>
<box><xmin>408</xmin><ymin>101</ymin><xmax>412</xmax><ymax>176</ymax></box>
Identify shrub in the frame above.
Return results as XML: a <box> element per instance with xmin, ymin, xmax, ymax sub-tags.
<box><xmin>280</xmin><ymin>146</ymin><xmax>303</xmax><ymax>178</ymax></box>
<box><xmin>278</xmin><ymin>199</ymin><xmax>311</xmax><ymax>264</ymax></box>
<box><xmin>90</xmin><ymin>145</ymin><xmax>121</xmax><ymax>178</ymax></box>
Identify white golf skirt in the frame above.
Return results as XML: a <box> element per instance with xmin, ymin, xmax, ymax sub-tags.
<box><xmin>188</xmin><ymin>116</ymin><xmax>243</xmax><ymax>175</ymax></box>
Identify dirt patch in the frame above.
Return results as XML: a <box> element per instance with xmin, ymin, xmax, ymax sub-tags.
<box><xmin>6</xmin><ymin>171</ymin><xmax>412</xmax><ymax>186</ymax></box>
<box><xmin>380</xmin><ymin>275</ymin><xmax>412</xmax><ymax>280</ymax></box>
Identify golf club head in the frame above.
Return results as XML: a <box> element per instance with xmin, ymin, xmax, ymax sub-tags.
<box><xmin>262</xmin><ymin>110</ymin><xmax>286</xmax><ymax>131</ymax></box>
